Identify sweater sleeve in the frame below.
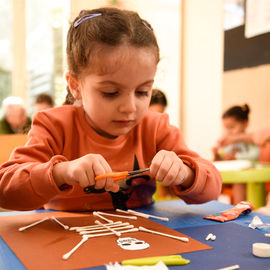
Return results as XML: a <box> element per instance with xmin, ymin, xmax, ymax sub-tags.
<box><xmin>252</xmin><ymin>127</ymin><xmax>270</xmax><ymax>146</ymax></box>
<box><xmin>0</xmin><ymin>112</ymin><xmax>70</xmax><ymax>210</ymax></box>
<box><xmin>155</xmin><ymin>114</ymin><xmax>222</xmax><ymax>204</ymax></box>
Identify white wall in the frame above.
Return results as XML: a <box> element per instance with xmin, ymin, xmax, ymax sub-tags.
<box><xmin>180</xmin><ymin>0</ymin><xmax>224</xmax><ymax>160</ymax></box>
<box><xmin>120</xmin><ymin>0</ymin><xmax>181</xmax><ymax>127</ymax></box>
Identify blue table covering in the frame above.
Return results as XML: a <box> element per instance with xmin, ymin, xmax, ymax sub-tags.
<box><xmin>1</xmin><ymin>200</ymin><xmax>270</xmax><ymax>270</ymax></box>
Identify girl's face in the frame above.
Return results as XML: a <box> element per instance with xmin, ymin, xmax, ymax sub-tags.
<box><xmin>69</xmin><ymin>45</ymin><xmax>157</xmax><ymax>138</ymax></box>
<box><xmin>222</xmin><ymin>117</ymin><xmax>248</xmax><ymax>136</ymax></box>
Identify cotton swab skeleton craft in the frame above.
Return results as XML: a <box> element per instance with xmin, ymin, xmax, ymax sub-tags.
<box><xmin>18</xmin><ymin>210</ymin><xmax>188</xmax><ymax>260</ymax></box>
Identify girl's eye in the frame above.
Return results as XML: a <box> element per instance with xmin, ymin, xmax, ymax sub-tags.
<box><xmin>102</xmin><ymin>92</ymin><xmax>119</xmax><ymax>98</ymax></box>
<box><xmin>136</xmin><ymin>91</ymin><xmax>149</xmax><ymax>97</ymax></box>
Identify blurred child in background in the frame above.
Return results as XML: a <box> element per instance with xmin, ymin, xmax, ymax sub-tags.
<box><xmin>0</xmin><ymin>96</ymin><xmax>31</xmax><ymax>134</ymax></box>
<box><xmin>149</xmin><ymin>88</ymin><xmax>167</xmax><ymax>113</ymax></box>
<box><xmin>213</xmin><ymin>104</ymin><xmax>260</xmax><ymax>204</ymax></box>
<box><xmin>148</xmin><ymin>89</ymin><xmax>177</xmax><ymax>200</ymax></box>
<box><xmin>220</xmin><ymin>125</ymin><xmax>270</xmax><ymax>214</ymax></box>
<box><xmin>34</xmin><ymin>93</ymin><xmax>54</xmax><ymax>113</ymax></box>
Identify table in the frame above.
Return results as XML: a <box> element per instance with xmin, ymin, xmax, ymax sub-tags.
<box><xmin>1</xmin><ymin>200</ymin><xmax>270</xmax><ymax>270</ymax></box>
<box><xmin>219</xmin><ymin>163</ymin><xmax>270</xmax><ymax>209</ymax></box>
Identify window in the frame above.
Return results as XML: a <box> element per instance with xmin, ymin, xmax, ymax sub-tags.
<box><xmin>26</xmin><ymin>0</ymin><xmax>69</xmax><ymax>113</ymax></box>
<box><xmin>0</xmin><ymin>0</ymin><xmax>12</xmax><ymax>106</ymax></box>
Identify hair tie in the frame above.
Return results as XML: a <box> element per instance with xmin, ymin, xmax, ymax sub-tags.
<box><xmin>79</xmin><ymin>10</ymin><xmax>85</xmax><ymax>15</ymax></box>
<box><xmin>74</xmin><ymin>13</ymin><xmax>102</xmax><ymax>28</ymax></box>
<box><xmin>142</xmin><ymin>21</ymin><xmax>153</xmax><ymax>32</ymax></box>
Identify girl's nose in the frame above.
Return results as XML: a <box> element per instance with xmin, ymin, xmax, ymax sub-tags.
<box><xmin>118</xmin><ymin>95</ymin><xmax>136</xmax><ymax>113</ymax></box>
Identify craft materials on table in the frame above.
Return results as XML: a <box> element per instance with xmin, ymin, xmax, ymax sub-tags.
<box><xmin>51</xmin><ymin>216</ymin><xmax>69</xmax><ymax>230</ymax></box>
<box><xmin>248</xmin><ymin>215</ymin><xmax>270</xmax><ymax>229</ymax></box>
<box><xmin>18</xmin><ymin>216</ymin><xmax>69</xmax><ymax>231</ymax></box>
<box><xmin>117</xmin><ymin>237</ymin><xmax>150</xmax><ymax>250</ymax></box>
<box><xmin>0</xmin><ymin>210</ymin><xmax>211</xmax><ymax>270</ymax></box>
<box><xmin>95</xmin><ymin>211</ymin><xmax>137</xmax><ymax>220</ymax></box>
<box><xmin>204</xmin><ymin>201</ymin><xmax>254</xmax><ymax>222</ymax></box>
<box><xmin>179</xmin><ymin>221</ymin><xmax>270</xmax><ymax>270</ymax></box>
<box><xmin>18</xmin><ymin>217</ymin><xmax>49</xmax><ymax>231</ymax></box>
<box><xmin>216</xmin><ymin>265</ymin><xmax>240</xmax><ymax>270</ymax></box>
<box><xmin>205</xmin><ymin>233</ymin><xmax>216</xmax><ymax>241</ymax></box>
<box><xmin>121</xmin><ymin>255</ymin><xmax>190</xmax><ymax>266</ymax></box>
<box><xmin>95</xmin><ymin>220</ymin><xmax>122</xmax><ymax>237</ymax></box>
<box><xmin>252</xmin><ymin>243</ymin><xmax>270</xmax><ymax>258</ymax></box>
<box><xmin>139</xmin><ymin>226</ymin><xmax>189</xmax><ymax>242</ymax></box>
<box><xmin>106</xmin><ymin>261</ymin><xmax>169</xmax><ymax>270</ymax></box>
<box><xmin>93</xmin><ymin>211</ymin><xmax>114</xmax><ymax>223</ymax></box>
<box><xmin>116</xmin><ymin>209</ymin><xmax>169</xmax><ymax>222</ymax></box>
<box><xmin>84</xmin><ymin>168</ymin><xmax>150</xmax><ymax>193</ymax></box>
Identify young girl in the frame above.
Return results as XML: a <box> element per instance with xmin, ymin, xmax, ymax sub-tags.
<box><xmin>213</xmin><ymin>104</ymin><xmax>260</xmax><ymax>204</ymax></box>
<box><xmin>0</xmin><ymin>7</ymin><xmax>221</xmax><ymax>211</ymax></box>
<box><xmin>220</xmin><ymin>126</ymin><xmax>270</xmax><ymax>214</ymax></box>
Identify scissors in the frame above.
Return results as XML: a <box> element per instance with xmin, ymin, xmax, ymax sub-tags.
<box><xmin>83</xmin><ymin>168</ymin><xmax>150</xmax><ymax>193</ymax></box>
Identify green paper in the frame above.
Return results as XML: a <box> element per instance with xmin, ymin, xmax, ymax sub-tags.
<box><xmin>121</xmin><ymin>255</ymin><xmax>190</xmax><ymax>266</ymax></box>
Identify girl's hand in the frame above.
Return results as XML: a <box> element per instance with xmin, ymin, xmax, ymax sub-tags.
<box><xmin>53</xmin><ymin>154</ymin><xmax>119</xmax><ymax>192</ymax></box>
<box><xmin>150</xmin><ymin>150</ymin><xmax>194</xmax><ymax>188</ymax></box>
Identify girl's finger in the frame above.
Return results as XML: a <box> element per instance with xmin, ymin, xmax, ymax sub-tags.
<box><xmin>150</xmin><ymin>151</ymin><xmax>166</xmax><ymax>179</ymax></box>
<box><xmin>80</xmin><ymin>171</ymin><xmax>95</xmax><ymax>187</ymax></box>
<box><xmin>162</xmin><ymin>159</ymin><xmax>180</xmax><ymax>186</ymax></box>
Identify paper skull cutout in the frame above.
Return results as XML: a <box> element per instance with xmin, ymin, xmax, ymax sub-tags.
<box><xmin>117</xmin><ymin>237</ymin><xmax>150</xmax><ymax>250</ymax></box>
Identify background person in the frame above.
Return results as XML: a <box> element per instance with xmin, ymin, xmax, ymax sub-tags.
<box><xmin>149</xmin><ymin>88</ymin><xmax>167</xmax><ymax>113</ymax></box>
<box><xmin>34</xmin><ymin>93</ymin><xmax>54</xmax><ymax>113</ymax></box>
<box><xmin>0</xmin><ymin>96</ymin><xmax>31</xmax><ymax>134</ymax></box>
<box><xmin>220</xmin><ymin>126</ymin><xmax>270</xmax><ymax>215</ymax></box>
<box><xmin>149</xmin><ymin>88</ymin><xmax>176</xmax><ymax>200</ymax></box>
<box><xmin>213</xmin><ymin>104</ymin><xmax>260</xmax><ymax>204</ymax></box>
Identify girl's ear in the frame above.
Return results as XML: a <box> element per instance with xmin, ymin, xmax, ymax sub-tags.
<box><xmin>65</xmin><ymin>72</ymin><xmax>82</xmax><ymax>100</ymax></box>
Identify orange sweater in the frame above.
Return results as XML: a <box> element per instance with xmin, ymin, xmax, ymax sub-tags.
<box><xmin>0</xmin><ymin>106</ymin><xmax>222</xmax><ymax>211</ymax></box>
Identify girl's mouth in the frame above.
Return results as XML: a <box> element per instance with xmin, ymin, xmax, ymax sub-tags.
<box><xmin>113</xmin><ymin>120</ymin><xmax>135</xmax><ymax>127</ymax></box>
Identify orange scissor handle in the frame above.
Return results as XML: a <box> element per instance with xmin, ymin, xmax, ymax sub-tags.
<box><xmin>94</xmin><ymin>171</ymin><xmax>129</xmax><ymax>181</ymax></box>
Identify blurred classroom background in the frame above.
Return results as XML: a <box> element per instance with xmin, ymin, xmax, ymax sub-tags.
<box><xmin>0</xmin><ymin>0</ymin><xmax>270</xmax><ymax>161</ymax></box>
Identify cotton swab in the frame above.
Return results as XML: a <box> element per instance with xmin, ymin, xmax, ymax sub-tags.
<box><xmin>96</xmin><ymin>211</ymin><xmax>137</xmax><ymax>220</ymax></box>
<box><xmin>216</xmin><ymin>265</ymin><xmax>240</xmax><ymax>270</ymax></box>
<box><xmin>51</xmin><ymin>216</ymin><xmax>69</xmax><ymax>230</ymax></box>
<box><xmin>117</xmin><ymin>208</ymin><xmax>169</xmax><ymax>221</ymax></box>
<box><xmin>93</xmin><ymin>211</ymin><xmax>113</xmax><ymax>223</ymax></box>
<box><xmin>84</xmin><ymin>228</ymin><xmax>139</xmax><ymax>238</ymax></box>
<box><xmin>69</xmin><ymin>221</ymin><xmax>123</xmax><ymax>231</ymax></box>
<box><xmin>205</xmin><ymin>233</ymin><xmax>213</xmax><ymax>241</ymax></box>
<box><xmin>116</xmin><ymin>209</ymin><xmax>129</xmax><ymax>214</ymax></box>
<box><xmin>73</xmin><ymin>222</ymin><xmax>129</xmax><ymax>232</ymax></box>
<box><xmin>139</xmin><ymin>226</ymin><xmax>189</xmax><ymax>242</ymax></box>
<box><xmin>127</xmin><ymin>209</ymin><xmax>169</xmax><ymax>221</ymax></box>
<box><xmin>18</xmin><ymin>217</ymin><xmax>49</xmax><ymax>231</ymax></box>
<box><xmin>79</xmin><ymin>225</ymin><xmax>134</xmax><ymax>235</ymax></box>
<box><xmin>95</xmin><ymin>220</ymin><xmax>121</xmax><ymax>237</ymax></box>
<box><xmin>62</xmin><ymin>235</ymin><xmax>88</xmax><ymax>260</ymax></box>
<box><xmin>63</xmin><ymin>228</ymin><xmax>139</xmax><ymax>260</ymax></box>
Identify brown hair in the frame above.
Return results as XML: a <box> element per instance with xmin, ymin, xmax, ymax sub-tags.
<box><xmin>66</xmin><ymin>7</ymin><xmax>160</xmax><ymax>78</ymax></box>
<box><xmin>35</xmin><ymin>93</ymin><xmax>54</xmax><ymax>107</ymax></box>
<box><xmin>150</xmin><ymin>89</ymin><xmax>167</xmax><ymax>107</ymax></box>
<box><xmin>222</xmin><ymin>104</ymin><xmax>250</xmax><ymax>122</ymax></box>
